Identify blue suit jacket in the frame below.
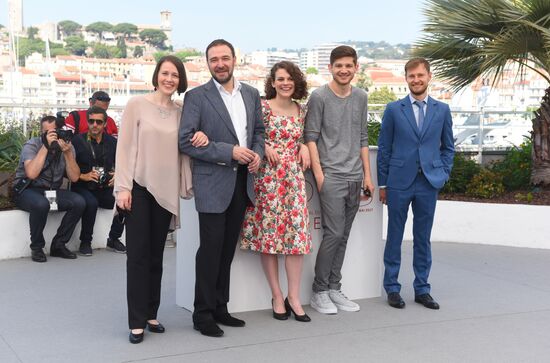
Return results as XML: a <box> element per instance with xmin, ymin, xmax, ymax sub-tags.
<box><xmin>178</xmin><ymin>79</ymin><xmax>265</xmax><ymax>213</ymax></box>
<box><xmin>377</xmin><ymin>96</ymin><xmax>454</xmax><ymax>190</ymax></box>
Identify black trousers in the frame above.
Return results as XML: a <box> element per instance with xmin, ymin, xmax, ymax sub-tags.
<box><xmin>193</xmin><ymin>167</ymin><xmax>249</xmax><ymax>323</ymax></box>
<box><xmin>73</xmin><ymin>187</ymin><xmax>124</xmax><ymax>244</ymax></box>
<box><xmin>126</xmin><ymin>182</ymin><xmax>172</xmax><ymax>329</ymax></box>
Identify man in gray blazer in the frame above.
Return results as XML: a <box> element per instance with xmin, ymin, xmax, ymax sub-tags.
<box><xmin>179</xmin><ymin>39</ymin><xmax>265</xmax><ymax>337</ymax></box>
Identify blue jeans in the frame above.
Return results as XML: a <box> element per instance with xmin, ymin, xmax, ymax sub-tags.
<box><xmin>15</xmin><ymin>187</ymin><xmax>86</xmax><ymax>250</ymax></box>
<box><xmin>73</xmin><ymin>187</ymin><xmax>124</xmax><ymax>244</ymax></box>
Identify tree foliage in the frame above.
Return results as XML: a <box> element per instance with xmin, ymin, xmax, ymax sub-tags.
<box><xmin>113</xmin><ymin>23</ymin><xmax>137</xmax><ymax>38</ymax></box>
<box><xmin>117</xmin><ymin>37</ymin><xmax>127</xmax><ymax>58</ymax></box>
<box><xmin>414</xmin><ymin>0</ymin><xmax>550</xmax><ymax>185</ymax></box>
<box><xmin>369</xmin><ymin>87</ymin><xmax>397</xmax><ymax>110</ymax></box>
<box><xmin>139</xmin><ymin>29</ymin><xmax>167</xmax><ymax>50</ymax></box>
<box><xmin>65</xmin><ymin>36</ymin><xmax>88</xmax><ymax>56</ymax></box>
<box><xmin>58</xmin><ymin>20</ymin><xmax>81</xmax><ymax>37</ymax></box>
<box><xmin>306</xmin><ymin>67</ymin><xmax>318</xmax><ymax>75</ymax></box>
<box><xmin>92</xmin><ymin>43</ymin><xmax>115</xmax><ymax>58</ymax></box>
<box><xmin>27</xmin><ymin>26</ymin><xmax>39</xmax><ymax>40</ymax></box>
<box><xmin>85</xmin><ymin>22</ymin><xmax>113</xmax><ymax>41</ymax></box>
<box><xmin>133</xmin><ymin>45</ymin><xmax>144</xmax><ymax>58</ymax></box>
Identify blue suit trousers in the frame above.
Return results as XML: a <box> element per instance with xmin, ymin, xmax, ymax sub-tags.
<box><xmin>383</xmin><ymin>172</ymin><xmax>438</xmax><ymax>295</ymax></box>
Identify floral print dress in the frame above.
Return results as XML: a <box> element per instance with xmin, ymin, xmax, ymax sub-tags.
<box><xmin>240</xmin><ymin>100</ymin><xmax>312</xmax><ymax>255</ymax></box>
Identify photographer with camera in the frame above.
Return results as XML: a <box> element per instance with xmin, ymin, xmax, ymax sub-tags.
<box><xmin>72</xmin><ymin>106</ymin><xmax>126</xmax><ymax>256</ymax></box>
<box><xmin>13</xmin><ymin>115</ymin><xmax>85</xmax><ymax>263</ymax></box>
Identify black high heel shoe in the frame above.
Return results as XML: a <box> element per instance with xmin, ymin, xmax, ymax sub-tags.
<box><xmin>272</xmin><ymin>299</ymin><xmax>289</xmax><ymax>320</ymax></box>
<box><xmin>285</xmin><ymin>297</ymin><xmax>311</xmax><ymax>322</ymax></box>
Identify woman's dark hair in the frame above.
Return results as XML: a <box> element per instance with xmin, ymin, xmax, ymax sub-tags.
<box><xmin>152</xmin><ymin>55</ymin><xmax>188</xmax><ymax>95</ymax></box>
<box><xmin>264</xmin><ymin>61</ymin><xmax>308</xmax><ymax>100</ymax></box>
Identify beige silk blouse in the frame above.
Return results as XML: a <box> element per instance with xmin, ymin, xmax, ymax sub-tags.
<box><xmin>115</xmin><ymin>95</ymin><xmax>193</xmax><ymax>229</ymax></box>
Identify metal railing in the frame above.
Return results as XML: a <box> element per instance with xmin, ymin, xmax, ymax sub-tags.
<box><xmin>0</xmin><ymin>103</ymin><xmax>533</xmax><ymax>164</ymax></box>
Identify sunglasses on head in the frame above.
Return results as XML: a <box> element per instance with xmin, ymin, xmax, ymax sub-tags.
<box><xmin>87</xmin><ymin>118</ymin><xmax>105</xmax><ymax>125</ymax></box>
<box><xmin>91</xmin><ymin>96</ymin><xmax>111</xmax><ymax>102</ymax></box>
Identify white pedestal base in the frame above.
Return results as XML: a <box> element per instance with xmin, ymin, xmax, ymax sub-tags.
<box><xmin>176</xmin><ymin>149</ymin><xmax>383</xmax><ymax>312</ymax></box>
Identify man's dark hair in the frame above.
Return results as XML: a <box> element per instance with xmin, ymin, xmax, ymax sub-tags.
<box><xmin>40</xmin><ymin>115</ymin><xmax>57</xmax><ymax>125</ymax></box>
<box><xmin>330</xmin><ymin>45</ymin><xmax>357</xmax><ymax>65</ymax></box>
<box><xmin>152</xmin><ymin>55</ymin><xmax>188</xmax><ymax>95</ymax></box>
<box><xmin>404</xmin><ymin>58</ymin><xmax>431</xmax><ymax>75</ymax></box>
<box><xmin>86</xmin><ymin>106</ymin><xmax>107</xmax><ymax>121</ymax></box>
<box><xmin>90</xmin><ymin>90</ymin><xmax>111</xmax><ymax>103</ymax></box>
<box><xmin>205</xmin><ymin>39</ymin><xmax>235</xmax><ymax>60</ymax></box>
<box><xmin>264</xmin><ymin>61</ymin><xmax>308</xmax><ymax>100</ymax></box>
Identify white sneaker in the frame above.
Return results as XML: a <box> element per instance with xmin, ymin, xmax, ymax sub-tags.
<box><xmin>329</xmin><ymin>290</ymin><xmax>360</xmax><ymax>312</ymax></box>
<box><xmin>310</xmin><ymin>291</ymin><xmax>338</xmax><ymax>314</ymax></box>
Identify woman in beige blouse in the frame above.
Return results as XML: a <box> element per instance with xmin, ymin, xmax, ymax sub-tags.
<box><xmin>115</xmin><ymin>55</ymin><xmax>207</xmax><ymax>344</ymax></box>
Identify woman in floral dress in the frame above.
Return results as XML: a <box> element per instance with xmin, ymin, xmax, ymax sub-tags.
<box><xmin>241</xmin><ymin>61</ymin><xmax>312</xmax><ymax>322</ymax></box>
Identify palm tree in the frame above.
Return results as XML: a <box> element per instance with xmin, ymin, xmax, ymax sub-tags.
<box><xmin>414</xmin><ymin>0</ymin><xmax>550</xmax><ymax>185</ymax></box>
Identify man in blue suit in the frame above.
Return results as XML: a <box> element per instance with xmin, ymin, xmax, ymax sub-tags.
<box><xmin>179</xmin><ymin>39</ymin><xmax>265</xmax><ymax>337</ymax></box>
<box><xmin>377</xmin><ymin>58</ymin><xmax>454</xmax><ymax>310</ymax></box>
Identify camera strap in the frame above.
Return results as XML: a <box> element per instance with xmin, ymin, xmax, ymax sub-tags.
<box><xmin>86</xmin><ymin>137</ymin><xmax>106</xmax><ymax>167</ymax></box>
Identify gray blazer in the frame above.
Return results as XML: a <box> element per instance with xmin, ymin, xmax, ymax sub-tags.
<box><xmin>179</xmin><ymin>79</ymin><xmax>265</xmax><ymax>213</ymax></box>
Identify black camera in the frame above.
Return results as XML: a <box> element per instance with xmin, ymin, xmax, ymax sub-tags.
<box><xmin>55</xmin><ymin>128</ymin><xmax>73</xmax><ymax>142</ymax></box>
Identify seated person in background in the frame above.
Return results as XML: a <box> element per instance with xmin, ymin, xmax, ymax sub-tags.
<box><xmin>72</xmin><ymin>106</ymin><xmax>126</xmax><ymax>256</ymax></box>
<box><xmin>65</xmin><ymin>91</ymin><xmax>118</xmax><ymax>137</ymax></box>
<box><xmin>13</xmin><ymin>115</ymin><xmax>85</xmax><ymax>263</ymax></box>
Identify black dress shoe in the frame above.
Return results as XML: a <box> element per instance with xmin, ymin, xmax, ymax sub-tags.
<box><xmin>50</xmin><ymin>245</ymin><xmax>77</xmax><ymax>259</ymax></box>
<box><xmin>213</xmin><ymin>312</ymin><xmax>245</xmax><ymax>327</ymax></box>
<box><xmin>272</xmin><ymin>299</ymin><xmax>289</xmax><ymax>320</ymax></box>
<box><xmin>31</xmin><ymin>249</ymin><xmax>47</xmax><ymax>263</ymax></box>
<box><xmin>193</xmin><ymin>321</ymin><xmax>224</xmax><ymax>337</ymax></box>
<box><xmin>415</xmin><ymin>293</ymin><xmax>440</xmax><ymax>310</ymax></box>
<box><xmin>285</xmin><ymin>297</ymin><xmax>311</xmax><ymax>322</ymax></box>
<box><xmin>147</xmin><ymin>322</ymin><xmax>165</xmax><ymax>333</ymax></box>
<box><xmin>129</xmin><ymin>331</ymin><xmax>144</xmax><ymax>344</ymax></box>
<box><xmin>387</xmin><ymin>292</ymin><xmax>406</xmax><ymax>309</ymax></box>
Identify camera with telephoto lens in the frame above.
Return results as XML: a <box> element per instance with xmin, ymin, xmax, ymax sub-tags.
<box><xmin>55</xmin><ymin>111</ymin><xmax>74</xmax><ymax>142</ymax></box>
<box><xmin>43</xmin><ymin>112</ymin><xmax>74</xmax><ymax>153</ymax></box>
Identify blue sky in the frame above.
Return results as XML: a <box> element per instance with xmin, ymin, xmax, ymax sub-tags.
<box><xmin>1</xmin><ymin>0</ymin><xmax>426</xmax><ymax>52</ymax></box>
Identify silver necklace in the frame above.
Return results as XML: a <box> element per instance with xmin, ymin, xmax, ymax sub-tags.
<box><xmin>158</xmin><ymin>107</ymin><xmax>172</xmax><ymax>119</ymax></box>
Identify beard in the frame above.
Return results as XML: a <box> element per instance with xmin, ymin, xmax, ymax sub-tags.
<box><xmin>210</xmin><ymin>67</ymin><xmax>233</xmax><ymax>85</ymax></box>
<box><xmin>409</xmin><ymin>84</ymin><xmax>428</xmax><ymax>96</ymax></box>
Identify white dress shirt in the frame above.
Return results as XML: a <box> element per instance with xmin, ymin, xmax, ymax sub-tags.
<box><xmin>213</xmin><ymin>78</ymin><xmax>248</xmax><ymax>147</ymax></box>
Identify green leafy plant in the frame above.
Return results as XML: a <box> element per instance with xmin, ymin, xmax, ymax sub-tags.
<box><xmin>0</xmin><ymin>129</ymin><xmax>26</xmax><ymax>171</ymax></box>
<box><xmin>367</xmin><ymin>120</ymin><xmax>381</xmax><ymax>146</ymax></box>
<box><xmin>466</xmin><ymin>168</ymin><xmax>505</xmax><ymax>199</ymax></box>
<box><xmin>442</xmin><ymin>153</ymin><xmax>481</xmax><ymax>194</ymax></box>
<box><xmin>491</xmin><ymin>140</ymin><xmax>532</xmax><ymax>191</ymax></box>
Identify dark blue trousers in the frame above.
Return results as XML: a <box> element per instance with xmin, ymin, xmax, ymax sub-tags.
<box><xmin>15</xmin><ymin>187</ymin><xmax>86</xmax><ymax>250</ymax></box>
<box><xmin>384</xmin><ymin>172</ymin><xmax>438</xmax><ymax>295</ymax></box>
<box><xmin>73</xmin><ymin>187</ymin><xmax>124</xmax><ymax>244</ymax></box>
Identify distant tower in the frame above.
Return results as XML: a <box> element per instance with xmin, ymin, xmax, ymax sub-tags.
<box><xmin>160</xmin><ymin>11</ymin><xmax>172</xmax><ymax>48</ymax></box>
<box><xmin>8</xmin><ymin>0</ymin><xmax>24</xmax><ymax>34</ymax></box>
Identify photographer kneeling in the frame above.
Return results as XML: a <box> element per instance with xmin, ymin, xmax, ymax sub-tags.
<box><xmin>13</xmin><ymin>115</ymin><xmax>85</xmax><ymax>263</ymax></box>
<box><xmin>72</xmin><ymin>106</ymin><xmax>125</xmax><ymax>256</ymax></box>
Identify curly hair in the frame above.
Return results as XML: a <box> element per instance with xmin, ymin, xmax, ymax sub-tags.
<box><xmin>264</xmin><ymin>61</ymin><xmax>308</xmax><ymax>100</ymax></box>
